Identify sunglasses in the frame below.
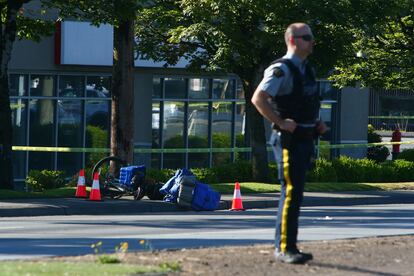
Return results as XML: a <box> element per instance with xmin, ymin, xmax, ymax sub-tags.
<box><xmin>293</xmin><ymin>34</ymin><xmax>314</xmax><ymax>42</ymax></box>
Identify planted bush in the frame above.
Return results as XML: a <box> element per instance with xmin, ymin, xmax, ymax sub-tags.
<box><xmin>192</xmin><ymin>167</ymin><xmax>219</xmax><ymax>183</ymax></box>
<box><xmin>268</xmin><ymin>163</ymin><xmax>279</xmax><ymax>183</ymax></box>
<box><xmin>388</xmin><ymin>159</ymin><xmax>414</xmax><ymax>182</ymax></box>
<box><xmin>367</xmin><ymin>124</ymin><xmax>382</xmax><ymax>143</ymax></box>
<box><xmin>144</xmin><ymin>155</ymin><xmax>414</xmax><ymax>185</ymax></box>
<box><xmin>210</xmin><ymin>161</ymin><xmax>252</xmax><ymax>183</ymax></box>
<box><xmin>146</xmin><ymin>168</ymin><xmax>175</xmax><ymax>183</ymax></box>
<box><xmin>25</xmin><ymin>170</ymin><xmax>66</xmax><ymax>191</ymax></box>
<box><xmin>396</xmin><ymin>149</ymin><xmax>414</xmax><ymax>162</ymax></box>
<box><xmin>378</xmin><ymin>161</ymin><xmax>396</xmax><ymax>182</ymax></box>
<box><xmin>366</xmin><ymin>146</ymin><xmax>389</xmax><ymax>163</ymax></box>
<box><xmin>307</xmin><ymin>159</ymin><xmax>337</xmax><ymax>182</ymax></box>
<box><xmin>332</xmin><ymin>156</ymin><xmax>365</xmax><ymax>182</ymax></box>
<box><xmin>366</xmin><ymin>124</ymin><xmax>389</xmax><ymax>163</ymax></box>
<box><xmin>355</xmin><ymin>158</ymin><xmax>383</xmax><ymax>182</ymax></box>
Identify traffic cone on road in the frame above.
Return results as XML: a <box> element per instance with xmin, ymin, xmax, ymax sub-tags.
<box><xmin>89</xmin><ymin>172</ymin><xmax>102</xmax><ymax>201</ymax></box>
<box><xmin>75</xmin><ymin>169</ymin><xmax>87</xmax><ymax>198</ymax></box>
<box><xmin>230</xmin><ymin>182</ymin><xmax>245</xmax><ymax>211</ymax></box>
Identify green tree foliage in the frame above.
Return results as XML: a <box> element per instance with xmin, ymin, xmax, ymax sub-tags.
<box><xmin>135</xmin><ymin>0</ymin><xmax>395</xmax><ymax>180</ymax></box>
<box><xmin>331</xmin><ymin>0</ymin><xmax>414</xmax><ymax>88</ymax></box>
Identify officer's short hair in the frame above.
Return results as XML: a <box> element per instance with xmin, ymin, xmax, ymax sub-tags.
<box><xmin>284</xmin><ymin>23</ymin><xmax>309</xmax><ymax>45</ymax></box>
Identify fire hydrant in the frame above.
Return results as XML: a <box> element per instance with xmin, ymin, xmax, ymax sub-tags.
<box><xmin>391</xmin><ymin>128</ymin><xmax>402</xmax><ymax>160</ymax></box>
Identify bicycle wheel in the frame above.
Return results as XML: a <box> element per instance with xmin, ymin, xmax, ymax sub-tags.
<box><xmin>91</xmin><ymin>156</ymin><xmax>127</xmax><ymax>198</ymax></box>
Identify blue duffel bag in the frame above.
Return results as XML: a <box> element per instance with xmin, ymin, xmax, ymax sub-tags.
<box><xmin>191</xmin><ymin>182</ymin><xmax>221</xmax><ymax>211</ymax></box>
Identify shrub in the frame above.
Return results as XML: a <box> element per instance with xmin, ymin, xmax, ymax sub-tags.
<box><xmin>355</xmin><ymin>158</ymin><xmax>383</xmax><ymax>182</ymax></box>
<box><xmin>307</xmin><ymin>158</ymin><xmax>337</xmax><ymax>182</ymax></box>
<box><xmin>366</xmin><ymin>146</ymin><xmax>389</xmax><ymax>163</ymax></box>
<box><xmin>146</xmin><ymin>168</ymin><xmax>175</xmax><ymax>183</ymax></box>
<box><xmin>379</xmin><ymin>161</ymin><xmax>396</xmax><ymax>182</ymax></box>
<box><xmin>367</xmin><ymin>124</ymin><xmax>382</xmax><ymax>143</ymax></box>
<box><xmin>210</xmin><ymin>162</ymin><xmax>246</xmax><ymax>183</ymax></box>
<box><xmin>332</xmin><ymin>156</ymin><xmax>365</xmax><ymax>182</ymax></box>
<box><xmin>145</xmin><ymin>156</ymin><xmax>414</xmax><ymax>185</ymax></box>
<box><xmin>388</xmin><ymin>159</ymin><xmax>414</xmax><ymax>182</ymax></box>
<box><xmin>396</xmin><ymin>149</ymin><xmax>414</xmax><ymax>162</ymax></box>
<box><xmin>268</xmin><ymin>163</ymin><xmax>279</xmax><ymax>183</ymax></box>
<box><xmin>25</xmin><ymin>170</ymin><xmax>66</xmax><ymax>191</ymax></box>
<box><xmin>192</xmin><ymin>167</ymin><xmax>219</xmax><ymax>183</ymax></box>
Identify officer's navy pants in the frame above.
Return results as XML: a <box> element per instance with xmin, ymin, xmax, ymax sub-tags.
<box><xmin>270</xmin><ymin>131</ymin><xmax>314</xmax><ymax>253</ymax></box>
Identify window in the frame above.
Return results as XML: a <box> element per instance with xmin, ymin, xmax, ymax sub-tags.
<box><xmin>188</xmin><ymin>102</ymin><xmax>209</xmax><ymax>168</ymax></box>
<box><xmin>59</xmin><ymin>76</ymin><xmax>84</xmax><ymax>97</ymax></box>
<box><xmin>11</xmin><ymin>73</ymin><xmax>111</xmax><ymax>179</ymax></box>
<box><xmin>189</xmin><ymin>79</ymin><xmax>209</xmax><ymax>99</ymax></box>
<box><xmin>86</xmin><ymin>76</ymin><xmax>111</xmax><ymax>98</ymax></box>
<box><xmin>28</xmin><ymin>98</ymin><xmax>55</xmax><ymax>170</ymax></box>
<box><xmin>163</xmin><ymin>101</ymin><xmax>185</xmax><ymax>168</ymax></box>
<box><xmin>9</xmin><ymin>75</ymin><xmax>26</xmax><ymax>96</ymax></box>
<box><xmin>165</xmin><ymin>78</ymin><xmax>186</xmax><ymax>98</ymax></box>
<box><xmin>152</xmin><ymin>76</ymin><xmax>244</xmax><ymax>169</ymax></box>
<box><xmin>30</xmin><ymin>75</ymin><xmax>55</xmax><ymax>97</ymax></box>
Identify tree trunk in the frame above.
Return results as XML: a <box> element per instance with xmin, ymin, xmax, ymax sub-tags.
<box><xmin>0</xmin><ymin>2</ymin><xmax>23</xmax><ymax>189</ymax></box>
<box><xmin>0</xmin><ymin>75</ymin><xmax>14</xmax><ymax>189</ymax></box>
<box><xmin>110</xmin><ymin>19</ymin><xmax>135</xmax><ymax>164</ymax></box>
<box><xmin>242</xmin><ymin>67</ymin><xmax>269</xmax><ymax>182</ymax></box>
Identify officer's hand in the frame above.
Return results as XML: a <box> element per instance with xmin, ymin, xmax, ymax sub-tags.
<box><xmin>280</xmin><ymin>119</ymin><xmax>297</xmax><ymax>133</ymax></box>
<box><xmin>316</xmin><ymin>120</ymin><xmax>328</xmax><ymax>135</ymax></box>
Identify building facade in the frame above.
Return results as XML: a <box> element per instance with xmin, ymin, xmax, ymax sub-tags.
<box><xmin>9</xmin><ymin>11</ymin><xmax>366</xmax><ymax>187</ymax></box>
<box><xmin>9</xmin><ymin>20</ymin><xmax>246</xmax><ymax>187</ymax></box>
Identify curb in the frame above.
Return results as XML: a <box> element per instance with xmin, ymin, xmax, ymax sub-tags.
<box><xmin>1</xmin><ymin>190</ymin><xmax>414</xmax><ymax>217</ymax></box>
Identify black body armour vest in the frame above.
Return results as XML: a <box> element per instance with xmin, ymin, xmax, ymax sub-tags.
<box><xmin>271</xmin><ymin>58</ymin><xmax>320</xmax><ymax>125</ymax></box>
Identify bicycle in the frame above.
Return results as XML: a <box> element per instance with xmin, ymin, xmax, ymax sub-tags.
<box><xmin>91</xmin><ymin>156</ymin><xmax>147</xmax><ymax>200</ymax></box>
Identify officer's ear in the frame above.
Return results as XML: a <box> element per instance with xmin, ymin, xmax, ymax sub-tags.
<box><xmin>288</xmin><ymin>35</ymin><xmax>296</xmax><ymax>46</ymax></box>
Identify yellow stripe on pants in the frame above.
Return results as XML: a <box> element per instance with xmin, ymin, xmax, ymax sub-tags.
<box><xmin>281</xmin><ymin>148</ymin><xmax>293</xmax><ymax>252</ymax></box>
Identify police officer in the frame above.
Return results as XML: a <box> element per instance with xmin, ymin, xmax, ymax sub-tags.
<box><xmin>252</xmin><ymin>22</ymin><xmax>327</xmax><ymax>264</ymax></box>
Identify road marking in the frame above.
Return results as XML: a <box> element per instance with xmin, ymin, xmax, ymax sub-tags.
<box><xmin>0</xmin><ymin>226</ymin><xmax>25</xmax><ymax>230</ymax></box>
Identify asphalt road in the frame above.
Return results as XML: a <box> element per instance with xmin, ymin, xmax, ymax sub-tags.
<box><xmin>0</xmin><ymin>203</ymin><xmax>413</xmax><ymax>260</ymax></box>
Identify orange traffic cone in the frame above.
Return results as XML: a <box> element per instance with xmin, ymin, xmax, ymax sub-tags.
<box><xmin>75</xmin><ymin>169</ymin><xmax>87</xmax><ymax>198</ymax></box>
<box><xmin>230</xmin><ymin>182</ymin><xmax>245</xmax><ymax>211</ymax></box>
<box><xmin>89</xmin><ymin>172</ymin><xmax>102</xmax><ymax>201</ymax></box>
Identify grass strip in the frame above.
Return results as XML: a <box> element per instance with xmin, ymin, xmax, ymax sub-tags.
<box><xmin>0</xmin><ymin>187</ymin><xmax>78</xmax><ymax>199</ymax></box>
<box><xmin>0</xmin><ymin>261</ymin><xmax>177</xmax><ymax>276</ymax></box>
<box><xmin>210</xmin><ymin>182</ymin><xmax>414</xmax><ymax>194</ymax></box>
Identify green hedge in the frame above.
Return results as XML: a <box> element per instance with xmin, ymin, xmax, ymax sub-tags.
<box><xmin>25</xmin><ymin>170</ymin><xmax>66</xmax><ymax>191</ymax></box>
<box><xmin>37</xmin><ymin>155</ymin><xmax>414</xmax><ymax>191</ymax></box>
<box><xmin>127</xmin><ymin>156</ymin><xmax>414</xmax><ymax>184</ymax></box>
<box><xmin>396</xmin><ymin>149</ymin><xmax>414</xmax><ymax>162</ymax></box>
<box><xmin>308</xmin><ymin>156</ymin><xmax>414</xmax><ymax>183</ymax></box>
<box><xmin>307</xmin><ymin>158</ymin><xmax>337</xmax><ymax>182</ymax></box>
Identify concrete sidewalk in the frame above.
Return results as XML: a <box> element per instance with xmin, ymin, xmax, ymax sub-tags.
<box><xmin>1</xmin><ymin>190</ymin><xmax>414</xmax><ymax>217</ymax></box>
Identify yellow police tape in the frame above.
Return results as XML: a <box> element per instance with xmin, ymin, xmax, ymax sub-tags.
<box><xmin>368</xmin><ymin>116</ymin><xmax>414</xmax><ymax>119</ymax></box>
<box><xmin>11</xmin><ymin>141</ymin><xmax>414</xmax><ymax>154</ymax></box>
